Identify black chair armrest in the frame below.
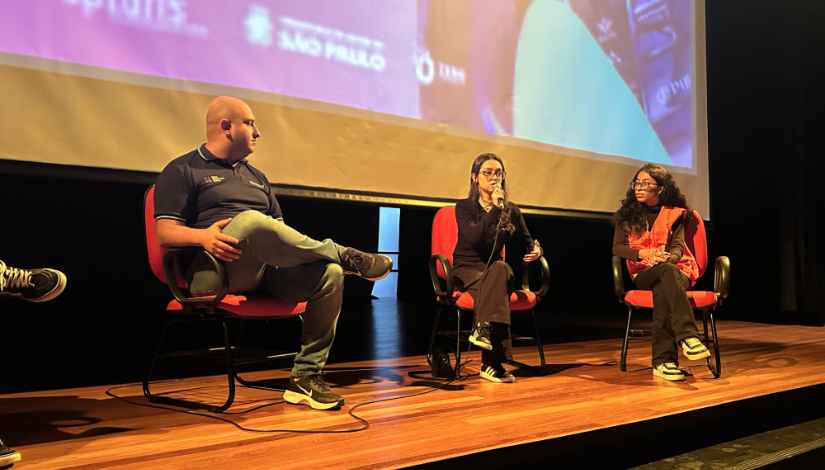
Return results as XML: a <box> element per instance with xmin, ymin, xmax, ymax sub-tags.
<box><xmin>714</xmin><ymin>256</ymin><xmax>730</xmax><ymax>300</ymax></box>
<box><xmin>428</xmin><ymin>254</ymin><xmax>454</xmax><ymax>302</ymax></box>
<box><xmin>522</xmin><ymin>256</ymin><xmax>550</xmax><ymax>298</ymax></box>
<box><xmin>162</xmin><ymin>248</ymin><xmax>229</xmax><ymax>310</ymax></box>
<box><xmin>612</xmin><ymin>256</ymin><xmax>625</xmax><ymax>300</ymax></box>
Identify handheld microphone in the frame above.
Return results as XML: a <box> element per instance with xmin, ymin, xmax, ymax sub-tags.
<box><xmin>495</xmin><ymin>183</ymin><xmax>505</xmax><ymax>207</ymax></box>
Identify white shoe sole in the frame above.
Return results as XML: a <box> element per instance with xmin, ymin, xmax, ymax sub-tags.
<box><xmin>682</xmin><ymin>348</ymin><xmax>711</xmax><ymax>361</ymax></box>
<box><xmin>469</xmin><ymin>336</ymin><xmax>493</xmax><ymax>350</ymax></box>
<box><xmin>480</xmin><ymin>370</ymin><xmax>515</xmax><ymax>383</ymax></box>
<box><xmin>283</xmin><ymin>390</ymin><xmax>343</xmax><ymax>410</ymax></box>
<box><xmin>653</xmin><ymin>369</ymin><xmax>686</xmax><ymax>381</ymax></box>
<box><xmin>0</xmin><ymin>451</ymin><xmax>21</xmax><ymax>467</ymax></box>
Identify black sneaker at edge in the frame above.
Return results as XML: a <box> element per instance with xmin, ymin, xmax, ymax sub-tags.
<box><xmin>283</xmin><ymin>374</ymin><xmax>345</xmax><ymax>410</ymax></box>
<box><xmin>0</xmin><ymin>261</ymin><xmax>66</xmax><ymax>303</ymax></box>
<box><xmin>0</xmin><ymin>440</ymin><xmax>21</xmax><ymax>469</ymax></box>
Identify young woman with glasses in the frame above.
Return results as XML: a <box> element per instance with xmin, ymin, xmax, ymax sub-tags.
<box><xmin>451</xmin><ymin>153</ymin><xmax>542</xmax><ymax>383</ymax></box>
<box><xmin>612</xmin><ymin>163</ymin><xmax>710</xmax><ymax>381</ymax></box>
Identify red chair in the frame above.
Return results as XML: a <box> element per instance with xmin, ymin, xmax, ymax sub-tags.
<box><xmin>612</xmin><ymin>212</ymin><xmax>730</xmax><ymax>378</ymax></box>
<box><xmin>143</xmin><ymin>186</ymin><xmax>307</xmax><ymax>412</ymax></box>
<box><xmin>428</xmin><ymin>206</ymin><xmax>550</xmax><ymax>376</ymax></box>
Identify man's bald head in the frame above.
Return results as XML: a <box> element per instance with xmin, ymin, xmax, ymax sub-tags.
<box><xmin>206</xmin><ymin>96</ymin><xmax>251</xmax><ymax>137</ymax></box>
<box><xmin>203</xmin><ymin>96</ymin><xmax>261</xmax><ymax>162</ymax></box>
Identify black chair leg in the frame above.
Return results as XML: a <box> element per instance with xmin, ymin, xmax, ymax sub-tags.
<box><xmin>707</xmin><ymin>308</ymin><xmax>721</xmax><ymax>378</ymax></box>
<box><xmin>426</xmin><ymin>307</ymin><xmax>443</xmax><ymax>366</ymax></box>
<box><xmin>702</xmin><ymin>309</ymin><xmax>709</xmax><ymax>342</ymax></box>
<box><xmin>620</xmin><ymin>305</ymin><xmax>633</xmax><ymax>372</ymax></box>
<box><xmin>143</xmin><ymin>318</ymin><xmax>237</xmax><ymax>413</ymax></box>
<box><xmin>531</xmin><ymin>309</ymin><xmax>546</xmax><ymax>371</ymax></box>
<box><xmin>143</xmin><ymin>319</ymin><xmax>174</xmax><ymax>401</ymax></box>
<box><xmin>453</xmin><ymin>308</ymin><xmax>462</xmax><ymax>377</ymax></box>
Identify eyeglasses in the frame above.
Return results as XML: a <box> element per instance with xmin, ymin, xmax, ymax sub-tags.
<box><xmin>630</xmin><ymin>181</ymin><xmax>659</xmax><ymax>190</ymax></box>
<box><xmin>480</xmin><ymin>170</ymin><xmax>505</xmax><ymax>180</ymax></box>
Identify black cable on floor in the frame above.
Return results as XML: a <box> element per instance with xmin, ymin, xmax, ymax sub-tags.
<box><xmin>105</xmin><ymin>372</ymin><xmax>479</xmax><ymax>434</ymax></box>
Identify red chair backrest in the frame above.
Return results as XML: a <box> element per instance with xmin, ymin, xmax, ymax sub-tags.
<box><xmin>685</xmin><ymin>210</ymin><xmax>708</xmax><ymax>279</ymax></box>
<box><xmin>432</xmin><ymin>206</ymin><xmax>458</xmax><ymax>278</ymax></box>
<box><xmin>144</xmin><ymin>186</ymin><xmax>168</xmax><ymax>283</ymax></box>
<box><xmin>431</xmin><ymin>205</ymin><xmax>504</xmax><ymax>279</ymax></box>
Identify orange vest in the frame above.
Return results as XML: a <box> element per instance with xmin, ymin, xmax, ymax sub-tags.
<box><xmin>626</xmin><ymin>207</ymin><xmax>699</xmax><ymax>286</ymax></box>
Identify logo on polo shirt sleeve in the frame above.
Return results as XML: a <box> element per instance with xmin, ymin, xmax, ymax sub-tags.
<box><xmin>204</xmin><ymin>176</ymin><xmax>225</xmax><ymax>183</ymax></box>
<box><xmin>249</xmin><ymin>181</ymin><xmax>265</xmax><ymax>189</ymax></box>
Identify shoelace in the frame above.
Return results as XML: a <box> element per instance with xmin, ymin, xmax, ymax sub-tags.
<box><xmin>308</xmin><ymin>374</ymin><xmax>331</xmax><ymax>393</ymax></box>
<box><xmin>683</xmin><ymin>337</ymin><xmax>703</xmax><ymax>348</ymax></box>
<box><xmin>0</xmin><ymin>261</ymin><xmax>34</xmax><ymax>292</ymax></box>
<box><xmin>663</xmin><ymin>362</ymin><xmax>679</xmax><ymax>371</ymax></box>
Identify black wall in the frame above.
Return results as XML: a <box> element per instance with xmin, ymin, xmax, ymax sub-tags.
<box><xmin>1</xmin><ymin>0</ymin><xmax>823</xmax><ymax>393</ymax></box>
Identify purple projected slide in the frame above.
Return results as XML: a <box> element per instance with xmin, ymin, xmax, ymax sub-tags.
<box><xmin>0</xmin><ymin>0</ymin><xmax>693</xmax><ymax>167</ymax></box>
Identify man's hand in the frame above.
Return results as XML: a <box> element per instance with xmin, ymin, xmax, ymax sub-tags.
<box><xmin>524</xmin><ymin>240</ymin><xmax>541</xmax><ymax>263</ymax></box>
<box><xmin>200</xmin><ymin>219</ymin><xmax>242</xmax><ymax>262</ymax></box>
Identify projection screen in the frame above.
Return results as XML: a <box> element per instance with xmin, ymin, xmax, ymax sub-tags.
<box><xmin>0</xmin><ymin>0</ymin><xmax>709</xmax><ymax>218</ymax></box>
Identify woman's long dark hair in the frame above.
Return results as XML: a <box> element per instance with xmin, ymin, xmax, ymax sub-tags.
<box><xmin>611</xmin><ymin>163</ymin><xmax>695</xmax><ymax>236</ymax></box>
<box><xmin>468</xmin><ymin>153</ymin><xmax>515</xmax><ymax>235</ymax></box>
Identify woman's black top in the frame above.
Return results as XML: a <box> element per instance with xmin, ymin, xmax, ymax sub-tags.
<box><xmin>612</xmin><ymin>203</ymin><xmax>685</xmax><ymax>264</ymax></box>
<box><xmin>452</xmin><ymin>196</ymin><xmax>536</xmax><ymax>273</ymax></box>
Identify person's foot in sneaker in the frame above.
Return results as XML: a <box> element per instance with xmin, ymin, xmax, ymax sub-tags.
<box><xmin>653</xmin><ymin>362</ymin><xmax>685</xmax><ymax>381</ymax></box>
<box><xmin>0</xmin><ymin>440</ymin><xmax>21</xmax><ymax>468</ymax></box>
<box><xmin>339</xmin><ymin>248</ymin><xmax>392</xmax><ymax>281</ymax></box>
<box><xmin>469</xmin><ymin>322</ymin><xmax>492</xmax><ymax>350</ymax></box>
<box><xmin>480</xmin><ymin>363</ymin><xmax>515</xmax><ymax>383</ymax></box>
<box><xmin>283</xmin><ymin>374</ymin><xmax>345</xmax><ymax>410</ymax></box>
<box><xmin>680</xmin><ymin>336</ymin><xmax>711</xmax><ymax>360</ymax></box>
<box><xmin>0</xmin><ymin>261</ymin><xmax>66</xmax><ymax>303</ymax></box>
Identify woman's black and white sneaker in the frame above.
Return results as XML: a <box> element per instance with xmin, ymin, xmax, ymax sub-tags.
<box><xmin>283</xmin><ymin>374</ymin><xmax>345</xmax><ymax>410</ymax></box>
<box><xmin>480</xmin><ymin>364</ymin><xmax>515</xmax><ymax>383</ymax></box>
<box><xmin>653</xmin><ymin>362</ymin><xmax>685</xmax><ymax>381</ymax></box>
<box><xmin>469</xmin><ymin>322</ymin><xmax>492</xmax><ymax>350</ymax></box>
<box><xmin>680</xmin><ymin>337</ymin><xmax>711</xmax><ymax>360</ymax></box>
<box><xmin>339</xmin><ymin>248</ymin><xmax>393</xmax><ymax>281</ymax></box>
<box><xmin>0</xmin><ymin>440</ymin><xmax>21</xmax><ymax>468</ymax></box>
<box><xmin>0</xmin><ymin>261</ymin><xmax>66</xmax><ymax>303</ymax></box>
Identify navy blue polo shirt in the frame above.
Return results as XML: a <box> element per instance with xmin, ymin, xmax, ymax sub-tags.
<box><xmin>154</xmin><ymin>144</ymin><xmax>283</xmax><ymax>229</ymax></box>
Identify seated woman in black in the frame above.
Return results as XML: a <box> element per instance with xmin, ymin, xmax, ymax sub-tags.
<box><xmin>612</xmin><ymin>163</ymin><xmax>710</xmax><ymax>381</ymax></box>
<box><xmin>452</xmin><ymin>153</ymin><xmax>542</xmax><ymax>383</ymax></box>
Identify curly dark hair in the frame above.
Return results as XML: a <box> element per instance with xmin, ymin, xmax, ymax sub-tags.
<box><xmin>611</xmin><ymin>163</ymin><xmax>695</xmax><ymax>236</ymax></box>
<box><xmin>467</xmin><ymin>153</ymin><xmax>515</xmax><ymax>235</ymax></box>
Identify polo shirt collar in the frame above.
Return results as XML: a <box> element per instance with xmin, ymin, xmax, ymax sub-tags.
<box><xmin>198</xmin><ymin>144</ymin><xmax>248</xmax><ymax>167</ymax></box>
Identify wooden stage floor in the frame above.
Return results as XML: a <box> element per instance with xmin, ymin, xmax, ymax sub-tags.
<box><xmin>4</xmin><ymin>319</ymin><xmax>825</xmax><ymax>470</ymax></box>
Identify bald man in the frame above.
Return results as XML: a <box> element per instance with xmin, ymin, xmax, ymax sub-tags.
<box><xmin>154</xmin><ymin>97</ymin><xmax>392</xmax><ymax>410</ymax></box>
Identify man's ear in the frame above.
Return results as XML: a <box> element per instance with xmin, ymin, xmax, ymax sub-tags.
<box><xmin>220</xmin><ymin>119</ymin><xmax>231</xmax><ymax>132</ymax></box>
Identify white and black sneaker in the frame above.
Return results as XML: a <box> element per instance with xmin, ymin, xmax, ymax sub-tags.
<box><xmin>0</xmin><ymin>440</ymin><xmax>21</xmax><ymax>468</ymax></box>
<box><xmin>283</xmin><ymin>374</ymin><xmax>345</xmax><ymax>410</ymax></box>
<box><xmin>469</xmin><ymin>322</ymin><xmax>492</xmax><ymax>350</ymax></box>
<box><xmin>480</xmin><ymin>364</ymin><xmax>515</xmax><ymax>383</ymax></box>
<box><xmin>680</xmin><ymin>337</ymin><xmax>711</xmax><ymax>361</ymax></box>
<box><xmin>339</xmin><ymin>248</ymin><xmax>393</xmax><ymax>281</ymax></box>
<box><xmin>653</xmin><ymin>362</ymin><xmax>686</xmax><ymax>381</ymax></box>
<box><xmin>0</xmin><ymin>261</ymin><xmax>66</xmax><ymax>303</ymax></box>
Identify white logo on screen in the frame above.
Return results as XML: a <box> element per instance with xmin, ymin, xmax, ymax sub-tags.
<box><xmin>414</xmin><ymin>46</ymin><xmax>465</xmax><ymax>87</ymax></box>
<box><xmin>277</xmin><ymin>16</ymin><xmax>387</xmax><ymax>72</ymax></box>
<box><xmin>245</xmin><ymin>5</ymin><xmax>273</xmax><ymax>48</ymax></box>
<box><xmin>62</xmin><ymin>0</ymin><xmax>208</xmax><ymax>39</ymax></box>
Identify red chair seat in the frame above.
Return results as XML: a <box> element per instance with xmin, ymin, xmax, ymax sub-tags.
<box><xmin>624</xmin><ymin>290</ymin><xmax>718</xmax><ymax>309</ymax></box>
<box><xmin>167</xmin><ymin>295</ymin><xmax>307</xmax><ymax>318</ymax></box>
<box><xmin>446</xmin><ymin>290</ymin><xmax>538</xmax><ymax>311</ymax></box>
